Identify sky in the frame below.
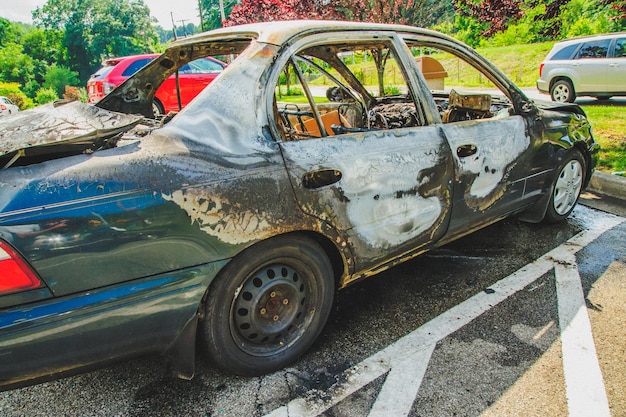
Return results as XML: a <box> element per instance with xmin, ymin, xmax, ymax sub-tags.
<box><xmin>0</xmin><ymin>0</ymin><xmax>202</xmax><ymax>28</ymax></box>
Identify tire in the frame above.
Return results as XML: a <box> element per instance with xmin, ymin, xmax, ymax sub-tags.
<box><xmin>152</xmin><ymin>99</ymin><xmax>165</xmax><ymax>118</ymax></box>
<box><xmin>544</xmin><ymin>151</ymin><xmax>585</xmax><ymax>223</ymax></box>
<box><xmin>200</xmin><ymin>235</ymin><xmax>335</xmax><ymax>376</ymax></box>
<box><xmin>550</xmin><ymin>79</ymin><xmax>575</xmax><ymax>103</ymax></box>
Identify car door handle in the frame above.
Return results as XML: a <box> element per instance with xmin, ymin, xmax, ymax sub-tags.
<box><xmin>457</xmin><ymin>144</ymin><xmax>477</xmax><ymax>158</ymax></box>
<box><xmin>302</xmin><ymin>169</ymin><xmax>342</xmax><ymax>189</ymax></box>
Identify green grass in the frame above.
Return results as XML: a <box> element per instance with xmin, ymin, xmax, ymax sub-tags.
<box><xmin>580</xmin><ymin>105</ymin><xmax>626</xmax><ymax>174</ymax></box>
<box><xmin>474</xmin><ymin>42</ymin><xmax>555</xmax><ymax>87</ymax></box>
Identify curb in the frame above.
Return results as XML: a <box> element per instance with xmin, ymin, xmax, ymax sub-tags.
<box><xmin>588</xmin><ymin>171</ymin><xmax>626</xmax><ymax>201</ymax></box>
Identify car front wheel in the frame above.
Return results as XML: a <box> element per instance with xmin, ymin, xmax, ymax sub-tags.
<box><xmin>200</xmin><ymin>235</ymin><xmax>335</xmax><ymax>376</ymax></box>
<box><xmin>550</xmin><ymin>79</ymin><xmax>575</xmax><ymax>103</ymax></box>
<box><xmin>544</xmin><ymin>151</ymin><xmax>585</xmax><ymax>223</ymax></box>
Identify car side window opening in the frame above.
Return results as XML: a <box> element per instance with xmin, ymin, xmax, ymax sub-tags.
<box><xmin>274</xmin><ymin>41</ymin><xmax>424</xmax><ymax>141</ymax></box>
<box><xmin>575</xmin><ymin>39</ymin><xmax>611</xmax><ymax>59</ymax></box>
<box><xmin>274</xmin><ymin>38</ymin><xmax>517</xmax><ymax>142</ymax></box>
<box><xmin>180</xmin><ymin>57</ymin><xmax>225</xmax><ymax>74</ymax></box>
<box><xmin>551</xmin><ymin>43</ymin><xmax>580</xmax><ymax>60</ymax></box>
<box><xmin>403</xmin><ymin>39</ymin><xmax>515</xmax><ymax>124</ymax></box>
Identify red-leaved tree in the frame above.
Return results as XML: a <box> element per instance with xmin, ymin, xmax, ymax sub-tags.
<box><xmin>226</xmin><ymin>0</ymin><xmax>350</xmax><ymax>26</ymax></box>
<box><xmin>454</xmin><ymin>0</ymin><xmax>524</xmax><ymax>37</ymax></box>
<box><xmin>225</xmin><ymin>0</ymin><xmax>430</xmax><ymax>27</ymax></box>
<box><xmin>603</xmin><ymin>0</ymin><xmax>626</xmax><ymax>21</ymax></box>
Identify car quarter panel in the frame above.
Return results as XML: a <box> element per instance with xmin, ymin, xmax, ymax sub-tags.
<box><xmin>0</xmin><ymin>41</ymin><xmax>312</xmax><ymax>297</ymax></box>
<box><xmin>0</xmin><ymin>262</ymin><xmax>226</xmax><ymax>391</ymax></box>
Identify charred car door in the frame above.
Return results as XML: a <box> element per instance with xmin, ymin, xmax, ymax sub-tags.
<box><xmin>272</xmin><ymin>33</ymin><xmax>454</xmax><ymax>277</ymax></box>
<box><xmin>401</xmin><ymin>36</ymin><xmax>542</xmax><ymax>239</ymax></box>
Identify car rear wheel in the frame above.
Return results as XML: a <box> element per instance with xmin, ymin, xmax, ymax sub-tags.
<box><xmin>550</xmin><ymin>79</ymin><xmax>575</xmax><ymax>103</ymax></box>
<box><xmin>200</xmin><ymin>235</ymin><xmax>335</xmax><ymax>376</ymax></box>
<box><xmin>544</xmin><ymin>151</ymin><xmax>585</xmax><ymax>223</ymax></box>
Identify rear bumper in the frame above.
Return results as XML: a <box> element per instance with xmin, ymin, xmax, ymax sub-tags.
<box><xmin>0</xmin><ymin>261</ymin><xmax>227</xmax><ymax>391</ymax></box>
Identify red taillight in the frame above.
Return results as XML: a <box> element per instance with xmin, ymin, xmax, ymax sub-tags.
<box><xmin>539</xmin><ymin>63</ymin><xmax>544</xmax><ymax>77</ymax></box>
<box><xmin>0</xmin><ymin>241</ymin><xmax>41</xmax><ymax>296</ymax></box>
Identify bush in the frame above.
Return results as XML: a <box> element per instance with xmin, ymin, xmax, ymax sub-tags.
<box><xmin>62</xmin><ymin>86</ymin><xmax>89</xmax><ymax>103</ymax></box>
<box><xmin>23</xmin><ymin>80</ymin><xmax>41</xmax><ymax>99</ymax></box>
<box><xmin>35</xmin><ymin>87</ymin><xmax>58</xmax><ymax>105</ymax></box>
<box><xmin>0</xmin><ymin>81</ymin><xmax>33</xmax><ymax>109</ymax></box>
<box><xmin>43</xmin><ymin>64</ymin><xmax>80</xmax><ymax>97</ymax></box>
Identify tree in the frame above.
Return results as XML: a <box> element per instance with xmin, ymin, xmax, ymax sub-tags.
<box><xmin>0</xmin><ymin>18</ymin><xmax>23</xmax><ymax>46</ymax></box>
<box><xmin>454</xmin><ymin>0</ymin><xmax>525</xmax><ymax>37</ymax></box>
<box><xmin>0</xmin><ymin>43</ymin><xmax>36</xmax><ymax>86</ymax></box>
<box><xmin>35</xmin><ymin>87</ymin><xmax>59</xmax><ymax>105</ymax></box>
<box><xmin>43</xmin><ymin>64</ymin><xmax>80</xmax><ymax>97</ymax></box>
<box><xmin>224</xmin><ymin>0</ymin><xmax>455</xmax><ymax>28</ymax></box>
<box><xmin>226</xmin><ymin>0</ymin><xmax>350</xmax><ymax>26</ymax></box>
<box><xmin>33</xmin><ymin>0</ymin><xmax>159</xmax><ymax>83</ymax></box>
<box><xmin>200</xmin><ymin>0</ymin><xmax>238</xmax><ymax>30</ymax></box>
<box><xmin>605</xmin><ymin>0</ymin><xmax>626</xmax><ymax>21</ymax></box>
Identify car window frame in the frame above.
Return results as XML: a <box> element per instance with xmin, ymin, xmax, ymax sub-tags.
<box><xmin>611</xmin><ymin>37</ymin><xmax>626</xmax><ymax>58</ymax></box>
<box><xmin>269</xmin><ymin>31</ymin><xmax>431</xmax><ymax>142</ymax></box>
<box><xmin>574</xmin><ymin>38</ymin><xmax>611</xmax><ymax>59</ymax></box>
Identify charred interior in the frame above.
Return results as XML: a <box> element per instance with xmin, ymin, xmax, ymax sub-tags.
<box><xmin>275</xmin><ymin>41</ymin><xmax>514</xmax><ymax>141</ymax></box>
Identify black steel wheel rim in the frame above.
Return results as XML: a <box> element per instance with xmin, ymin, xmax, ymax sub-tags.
<box><xmin>230</xmin><ymin>263</ymin><xmax>313</xmax><ymax>356</ymax></box>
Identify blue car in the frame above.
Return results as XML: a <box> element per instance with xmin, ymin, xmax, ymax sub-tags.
<box><xmin>0</xmin><ymin>21</ymin><xmax>597</xmax><ymax>391</ymax></box>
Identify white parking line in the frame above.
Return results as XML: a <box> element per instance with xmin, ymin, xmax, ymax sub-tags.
<box><xmin>367</xmin><ymin>344</ymin><xmax>436</xmax><ymax>417</ymax></box>
<box><xmin>555</xmin><ymin>255</ymin><xmax>611</xmax><ymax>417</ymax></box>
<box><xmin>265</xmin><ymin>209</ymin><xmax>624</xmax><ymax>417</ymax></box>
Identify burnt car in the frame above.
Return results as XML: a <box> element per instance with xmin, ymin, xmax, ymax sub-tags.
<box><xmin>0</xmin><ymin>21</ymin><xmax>597</xmax><ymax>390</ymax></box>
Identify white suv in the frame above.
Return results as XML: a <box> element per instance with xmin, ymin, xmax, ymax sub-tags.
<box><xmin>537</xmin><ymin>33</ymin><xmax>626</xmax><ymax>102</ymax></box>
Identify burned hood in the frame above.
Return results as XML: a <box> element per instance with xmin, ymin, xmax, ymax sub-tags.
<box><xmin>0</xmin><ymin>100</ymin><xmax>142</xmax><ymax>169</ymax></box>
<box><xmin>533</xmin><ymin>98</ymin><xmax>586</xmax><ymax>116</ymax></box>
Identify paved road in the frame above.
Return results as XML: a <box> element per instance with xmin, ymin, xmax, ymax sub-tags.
<box><xmin>2</xmin><ymin>203</ymin><xmax>624</xmax><ymax>417</ymax></box>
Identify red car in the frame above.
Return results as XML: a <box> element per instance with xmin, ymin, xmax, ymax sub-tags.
<box><xmin>87</xmin><ymin>53</ymin><xmax>226</xmax><ymax>114</ymax></box>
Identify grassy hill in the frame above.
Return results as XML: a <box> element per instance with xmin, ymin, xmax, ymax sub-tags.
<box><xmin>472</xmin><ymin>42</ymin><xmax>555</xmax><ymax>87</ymax></box>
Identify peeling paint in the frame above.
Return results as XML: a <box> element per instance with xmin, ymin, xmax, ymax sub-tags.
<box><xmin>281</xmin><ymin>125</ymin><xmax>450</xmax><ymax>254</ymax></box>
<box><xmin>162</xmin><ymin>188</ymin><xmax>272</xmax><ymax>245</ymax></box>
<box><xmin>444</xmin><ymin>116</ymin><xmax>530</xmax><ymax>209</ymax></box>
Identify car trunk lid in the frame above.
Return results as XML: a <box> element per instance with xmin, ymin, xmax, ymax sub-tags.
<box><xmin>0</xmin><ymin>100</ymin><xmax>142</xmax><ymax>169</ymax></box>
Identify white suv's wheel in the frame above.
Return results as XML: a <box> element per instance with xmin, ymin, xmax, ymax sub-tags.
<box><xmin>550</xmin><ymin>79</ymin><xmax>575</xmax><ymax>103</ymax></box>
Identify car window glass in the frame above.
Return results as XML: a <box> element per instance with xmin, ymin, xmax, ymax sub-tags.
<box><xmin>575</xmin><ymin>39</ymin><xmax>610</xmax><ymax>59</ymax></box>
<box><xmin>614</xmin><ymin>38</ymin><xmax>625</xmax><ymax>58</ymax></box>
<box><xmin>551</xmin><ymin>43</ymin><xmax>579</xmax><ymax>60</ymax></box>
<box><xmin>274</xmin><ymin>41</ymin><xmax>422</xmax><ymax>141</ymax></box>
<box><xmin>90</xmin><ymin>65</ymin><xmax>114</xmax><ymax>79</ymax></box>
<box><xmin>179</xmin><ymin>58</ymin><xmax>225</xmax><ymax>74</ymax></box>
<box><xmin>121</xmin><ymin>58</ymin><xmax>155</xmax><ymax>76</ymax></box>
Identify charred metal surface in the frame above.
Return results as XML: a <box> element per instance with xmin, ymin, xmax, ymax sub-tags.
<box><xmin>0</xmin><ymin>101</ymin><xmax>141</xmax><ymax>168</ymax></box>
<box><xmin>444</xmin><ymin>116</ymin><xmax>530</xmax><ymax>211</ymax></box>
<box><xmin>280</xmin><ymin>126</ymin><xmax>453</xmax><ymax>274</ymax></box>
<box><xmin>0</xmin><ymin>20</ymin><xmax>599</xmax><ymax>390</ymax></box>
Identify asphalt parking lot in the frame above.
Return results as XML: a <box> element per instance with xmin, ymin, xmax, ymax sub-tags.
<box><xmin>1</xmin><ymin>197</ymin><xmax>624</xmax><ymax>417</ymax></box>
